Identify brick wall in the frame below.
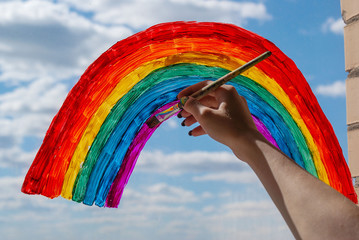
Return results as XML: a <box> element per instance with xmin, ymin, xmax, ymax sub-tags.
<box><xmin>341</xmin><ymin>0</ymin><xmax>359</xmax><ymax>199</ymax></box>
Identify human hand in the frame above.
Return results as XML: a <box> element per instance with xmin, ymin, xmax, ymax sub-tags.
<box><xmin>178</xmin><ymin>81</ymin><xmax>264</xmax><ymax>161</ymax></box>
<box><xmin>179</xmin><ymin>83</ymin><xmax>359</xmax><ymax>240</ymax></box>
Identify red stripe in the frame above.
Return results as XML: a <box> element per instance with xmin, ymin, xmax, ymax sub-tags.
<box><xmin>21</xmin><ymin>21</ymin><xmax>356</xmax><ymax>203</ymax></box>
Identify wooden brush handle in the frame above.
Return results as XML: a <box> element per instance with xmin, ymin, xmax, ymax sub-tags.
<box><xmin>178</xmin><ymin>51</ymin><xmax>271</xmax><ymax>108</ymax></box>
<box><xmin>193</xmin><ymin>51</ymin><xmax>271</xmax><ymax>100</ymax></box>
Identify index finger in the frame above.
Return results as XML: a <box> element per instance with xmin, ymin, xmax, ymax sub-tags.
<box><xmin>177</xmin><ymin>80</ymin><xmax>213</xmax><ymax>99</ymax></box>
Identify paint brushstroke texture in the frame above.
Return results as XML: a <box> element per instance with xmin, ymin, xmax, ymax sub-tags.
<box><xmin>21</xmin><ymin>21</ymin><xmax>357</xmax><ymax>207</ymax></box>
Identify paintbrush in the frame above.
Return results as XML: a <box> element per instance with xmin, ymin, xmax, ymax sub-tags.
<box><xmin>146</xmin><ymin>51</ymin><xmax>272</xmax><ymax>128</ymax></box>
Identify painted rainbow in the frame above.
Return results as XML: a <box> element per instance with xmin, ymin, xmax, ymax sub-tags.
<box><xmin>22</xmin><ymin>21</ymin><xmax>357</xmax><ymax>207</ymax></box>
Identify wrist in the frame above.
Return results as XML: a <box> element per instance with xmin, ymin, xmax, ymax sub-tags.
<box><xmin>229</xmin><ymin>129</ymin><xmax>270</xmax><ymax>164</ymax></box>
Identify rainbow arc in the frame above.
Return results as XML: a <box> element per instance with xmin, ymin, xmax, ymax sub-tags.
<box><xmin>22</xmin><ymin>21</ymin><xmax>357</xmax><ymax>207</ymax></box>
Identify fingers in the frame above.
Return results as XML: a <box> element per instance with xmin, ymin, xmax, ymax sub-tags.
<box><xmin>176</xmin><ymin>81</ymin><xmax>250</xmax><ymax>140</ymax></box>
<box><xmin>212</xmin><ymin>84</ymin><xmax>239</xmax><ymax>103</ymax></box>
<box><xmin>179</xmin><ymin>115</ymin><xmax>206</xmax><ymax>137</ymax></box>
<box><xmin>188</xmin><ymin>125</ymin><xmax>206</xmax><ymax>137</ymax></box>
<box><xmin>178</xmin><ymin>96</ymin><xmax>211</xmax><ymax>137</ymax></box>
<box><xmin>179</xmin><ymin>95</ymin><xmax>218</xmax><ymax>118</ymax></box>
<box><xmin>177</xmin><ymin>80</ymin><xmax>213</xmax><ymax>99</ymax></box>
<box><xmin>179</xmin><ymin>81</ymin><xmax>240</xmax><ymax>108</ymax></box>
<box><xmin>182</xmin><ymin>96</ymin><xmax>210</xmax><ymax>118</ymax></box>
<box><xmin>181</xmin><ymin>115</ymin><xmax>197</xmax><ymax>127</ymax></box>
<box><xmin>199</xmin><ymin>95</ymin><xmax>219</xmax><ymax>108</ymax></box>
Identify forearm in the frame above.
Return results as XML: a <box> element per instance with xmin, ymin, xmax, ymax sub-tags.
<box><xmin>178</xmin><ymin>82</ymin><xmax>359</xmax><ymax>239</ymax></box>
<box><xmin>232</xmin><ymin>132</ymin><xmax>359</xmax><ymax>240</ymax></box>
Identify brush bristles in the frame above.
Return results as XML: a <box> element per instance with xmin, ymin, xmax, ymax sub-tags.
<box><xmin>146</xmin><ymin>116</ymin><xmax>161</xmax><ymax>128</ymax></box>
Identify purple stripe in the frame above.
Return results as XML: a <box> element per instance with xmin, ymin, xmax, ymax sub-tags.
<box><xmin>105</xmin><ymin>102</ymin><xmax>177</xmax><ymax>207</ymax></box>
<box><xmin>105</xmin><ymin>103</ymin><xmax>278</xmax><ymax>207</ymax></box>
<box><xmin>253</xmin><ymin>115</ymin><xmax>279</xmax><ymax>148</ymax></box>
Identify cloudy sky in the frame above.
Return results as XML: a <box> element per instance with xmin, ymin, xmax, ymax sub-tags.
<box><xmin>0</xmin><ymin>0</ymin><xmax>348</xmax><ymax>239</ymax></box>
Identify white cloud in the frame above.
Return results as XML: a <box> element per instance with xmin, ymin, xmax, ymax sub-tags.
<box><xmin>193</xmin><ymin>171</ymin><xmax>258</xmax><ymax>183</ymax></box>
<box><xmin>316</xmin><ymin>80</ymin><xmax>346</xmax><ymax>97</ymax></box>
<box><xmin>137</xmin><ymin>150</ymin><xmax>248</xmax><ymax>175</ymax></box>
<box><xmin>0</xmin><ymin>146</ymin><xmax>36</xmax><ymax>169</ymax></box>
<box><xmin>61</xmin><ymin>0</ymin><xmax>272</xmax><ymax>29</ymax></box>
<box><xmin>0</xmin><ymin>0</ymin><xmax>132</xmax><ymax>83</ymax></box>
<box><xmin>127</xmin><ymin>182</ymin><xmax>200</xmax><ymax>203</ymax></box>
<box><xmin>0</xmin><ymin>0</ymin><xmax>271</xmax><ymax>172</ymax></box>
<box><xmin>218</xmin><ymin>200</ymin><xmax>276</xmax><ymax>218</ymax></box>
<box><xmin>0</xmin><ymin>2</ymin><xmax>291</xmax><ymax>239</ymax></box>
<box><xmin>81</xmin><ymin>186</ymin><xmax>289</xmax><ymax>239</ymax></box>
<box><xmin>0</xmin><ymin>77</ymin><xmax>66</xmax><ymax>118</ymax></box>
<box><xmin>322</xmin><ymin>17</ymin><xmax>345</xmax><ymax>35</ymax></box>
<box><xmin>164</xmin><ymin>118</ymin><xmax>179</xmax><ymax>129</ymax></box>
<box><xmin>0</xmin><ymin>0</ymin><xmax>131</xmax><ymax>169</ymax></box>
<box><xmin>0</xmin><ymin>176</ymin><xmax>70</xmax><ymax>212</ymax></box>
<box><xmin>0</xmin><ymin>77</ymin><xmax>69</xmax><ymax>168</ymax></box>
<box><xmin>0</xmin><ymin>171</ymin><xmax>290</xmax><ymax>240</ymax></box>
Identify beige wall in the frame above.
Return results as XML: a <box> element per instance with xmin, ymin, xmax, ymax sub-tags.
<box><xmin>341</xmin><ymin>0</ymin><xmax>359</xmax><ymax>197</ymax></box>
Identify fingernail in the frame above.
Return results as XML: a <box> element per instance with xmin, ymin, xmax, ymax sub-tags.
<box><xmin>188</xmin><ymin>130</ymin><xmax>192</xmax><ymax>136</ymax></box>
<box><xmin>177</xmin><ymin>112</ymin><xmax>182</xmax><ymax>118</ymax></box>
<box><xmin>181</xmin><ymin>120</ymin><xmax>186</xmax><ymax>126</ymax></box>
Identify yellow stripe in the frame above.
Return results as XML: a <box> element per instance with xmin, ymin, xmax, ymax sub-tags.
<box><xmin>61</xmin><ymin>51</ymin><xmax>329</xmax><ymax>199</ymax></box>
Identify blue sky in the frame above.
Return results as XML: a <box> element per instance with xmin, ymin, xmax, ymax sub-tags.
<box><xmin>0</xmin><ymin>0</ymin><xmax>348</xmax><ymax>239</ymax></box>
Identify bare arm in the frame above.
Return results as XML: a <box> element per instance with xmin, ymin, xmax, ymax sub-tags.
<box><xmin>178</xmin><ymin>81</ymin><xmax>359</xmax><ymax>240</ymax></box>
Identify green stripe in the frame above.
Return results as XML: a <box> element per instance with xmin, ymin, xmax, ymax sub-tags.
<box><xmin>72</xmin><ymin>63</ymin><xmax>317</xmax><ymax>202</ymax></box>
